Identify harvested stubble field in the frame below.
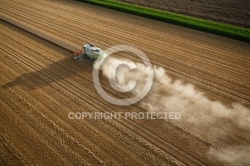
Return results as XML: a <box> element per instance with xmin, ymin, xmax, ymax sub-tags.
<box><xmin>119</xmin><ymin>0</ymin><xmax>250</xmax><ymax>28</ymax></box>
<box><xmin>1</xmin><ymin>0</ymin><xmax>250</xmax><ymax>165</ymax></box>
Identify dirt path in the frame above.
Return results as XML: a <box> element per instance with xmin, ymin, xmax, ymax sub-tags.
<box><xmin>1</xmin><ymin>0</ymin><xmax>250</xmax><ymax>165</ymax></box>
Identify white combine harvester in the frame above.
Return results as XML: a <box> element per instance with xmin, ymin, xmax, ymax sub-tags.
<box><xmin>73</xmin><ymin>43</ymin><xmax>104</xmax><ymax>62</ymax></box>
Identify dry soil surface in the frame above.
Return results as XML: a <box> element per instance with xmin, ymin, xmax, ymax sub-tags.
<box><xmin>1</xmin><ymin>0</ymin><xmax>250</xmax><ymax>165</ymax></box>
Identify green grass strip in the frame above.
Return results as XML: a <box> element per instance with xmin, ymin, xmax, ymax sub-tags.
<box><xmin>77</xmin><ymin>0</ymin><xmax>250</xmax><ymax>42</ymax></box>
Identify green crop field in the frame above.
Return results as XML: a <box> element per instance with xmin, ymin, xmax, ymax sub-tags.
<box><xmin>80</xmin><ymin>0</ymin><xmax>250</xmax><ymax>42</ymax></box>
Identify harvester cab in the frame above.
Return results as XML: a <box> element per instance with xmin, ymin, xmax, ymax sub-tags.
<box><xmin>73</xmin><ymin>43</ymin><xmax>104</xmax><ymax>62</ymax></box>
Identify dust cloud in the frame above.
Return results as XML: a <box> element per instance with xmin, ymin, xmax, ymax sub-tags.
<box><xmin>94</xmin><ymin>56</ymin><xmax>250</xmax><ymax>165</ymax></box>
<box><xmin>208</xmin><ymin>146</ymin><xmax>250</xmax><ymax>166</ymax></box>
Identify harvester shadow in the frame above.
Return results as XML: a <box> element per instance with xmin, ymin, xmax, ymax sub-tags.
<box><xmin>3</xmin><ymin>57</ymin><xmax>93</xmax><ymax>90</ymax></box>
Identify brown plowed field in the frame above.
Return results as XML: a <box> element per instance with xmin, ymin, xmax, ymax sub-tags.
<box><xmin>1</xmin><ymin>0</ymin><xmax>250</xmax><ymax>165</ymax></box>
<box><xmin>120</xmin><ymin>0</ymin><xmax>250</xmax><ymax>28</ymax></box>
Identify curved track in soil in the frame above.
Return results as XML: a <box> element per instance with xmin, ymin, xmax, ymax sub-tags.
<box><xmin>1</xmin><ymin>0</ymin><xmax>250</xmax><ymax>165</ymax></box>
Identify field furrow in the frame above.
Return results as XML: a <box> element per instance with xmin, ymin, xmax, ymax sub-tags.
<box><xmin>1</xmin><ymin>0</ymin><xmax>250</xmax><ymax>165</ymax></box>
